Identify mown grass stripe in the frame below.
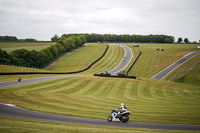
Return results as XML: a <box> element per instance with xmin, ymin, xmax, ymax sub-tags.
<box><xmin>0</xmin><ymin>76</ymin><xmax>199</xmax><ymax>125</ymax></box>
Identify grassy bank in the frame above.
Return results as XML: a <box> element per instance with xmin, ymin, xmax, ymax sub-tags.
<box><xmin>126</xmin><ymin>43</ymin><xmax>199</xmax><ymax>78</ymax></box>
<box><xmin>0</xmin><ymin>65</ymin><xmax>48</xmax><ymax>73</ymax></box>
<box><xmin>48</xmin><ymin>43</ymin><xmax>124</xmax><ymax>74</ymax></box>
<box><xmin>173</xmin><ymin>62</ymin><xmax>200</xmax><ymax>86</ymax></box>
<box><xmin>48</xmin><ymin>43</ymin><xmax>107</xmax><ymax>72</ymax></box>
<box><xmin>0</xmin><ymin>42</ymin><xmax>54</xmax><ymax>52</ymax></box>
<box><xmin>163</xmin><ymin>54</ymin><xmax>200</xmax><ymax>81</ymax></box>
<box><xmin>0</xmin><ymin>116</ymin><xmax>194</xmax><ymax>133</ymax></box>
<box><xmin>82</xmin><ymin>43</ymin><xmax>124</xmax><ymax>74</ymax></box>
<box><xmin>0</xmin><ymin>76</ymin><xmax>199</xmax><ymax>125</ymax></box>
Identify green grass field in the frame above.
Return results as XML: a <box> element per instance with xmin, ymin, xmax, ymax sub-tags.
<box><xmin>48</xmin><ymin>43</ymin><xmax>124</xmax><ymax>74</ymax></box>
<box><xmin>0</xmin><ymin>116</ymin><xmax>193</xmax><ymax>133</ymax></box>
<box><xmin>0</xmin><ymin>65</ymin><xmax>48</xmax><ymax>73</ymax></box>
<box><xmin>0</xmin><ymin>42</ymin><xmax>54</xmax><ymax>52</ymax></box>
<box><xmin>126</xmin><ymin>43</ymin><xmax>199</xmax><ymax>78</ymax></box>
<box><xmin>0</xmin><ymin>43</ymin><xmax>200</xmax><ymax>132</ymax></box>
<box><xmin>82</xmin><ymin>43</ymin><xmax>124</xmax><ymax>74</ymax></box>
<box><xmin>173</xmin><ymin>62</ymin><xmax>200</xmax><ymax>86</ymax></box>
<box><xmin>163</xmin><ymin>54</ymin><xmax>200</xmax><ymax>81</ymax></box>
<box><xmin>0</xmin><ymin>65</ymin><xmax>55</xmax><ymax>82</ymax></box>
<box><xmin>48</xmin><ymin>43</ymin><xmax>108</xmax><ymax>72</ymax></box>
<box><xmin>0</xmin><ymin>76</ymin><xmax>199</xmax><ymax>125</ymax></box>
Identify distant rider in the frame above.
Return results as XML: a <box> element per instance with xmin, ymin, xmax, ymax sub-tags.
<box><xmin>18</xmin><ymin>76</ymin><xmax>21</xmax><ymax>82</ymax></box>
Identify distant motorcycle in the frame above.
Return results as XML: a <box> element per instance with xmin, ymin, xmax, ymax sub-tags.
<box><xmin>107</xmin><ymin>109</ymin><xmax>131</xmax><ymax>123</ymax></box>
<box><xmin>18</xmin><ymin>76</ymin><xmax>21</xmax><ymax>82</ymax></box>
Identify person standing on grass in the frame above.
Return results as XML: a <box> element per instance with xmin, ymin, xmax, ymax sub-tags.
<box><xmin>18</xmin><ymin>76</ymin><xmax>21</xmax><ymax>82</ymax></box>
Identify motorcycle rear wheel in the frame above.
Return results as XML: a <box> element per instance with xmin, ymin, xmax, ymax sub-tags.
<box><xmin>121</xmin><ymin>115</ymin><xmax>129</xmax><ymax>123</ymax></box>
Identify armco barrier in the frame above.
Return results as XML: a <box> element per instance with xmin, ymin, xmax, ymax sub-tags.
<box><xmin>94</xmin><ymin>74</ymin><xmax>136</xmax><ymax>79</ymax></box>
<box><xmin>0</xmin><ymin>44</ymin><xmax>109</xmax><ymax>75</ymax></box>
<box><xmin>125</xmin><ymin>51</ymin><xmax>142</xmax><ymax>76</ymax></box>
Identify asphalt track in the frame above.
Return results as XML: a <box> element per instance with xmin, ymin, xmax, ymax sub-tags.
<box><xmin>0</xmin><ymin>104</ymin><xmax>200</xmax><ymax>131</ymax></box>
<box><xmin>151</xmin><ymin>51</ymin><xmax>200</xmax><ymax>80</ymax></box>
<box><xmin>0</xmin><ymin>75</ymin><xmax>90</xmax><ymax>88</ymax></box>
<box><xmin>108</xmin><ymin>43</ymin><xmax>133</xmax><ymax>74</ymax></box>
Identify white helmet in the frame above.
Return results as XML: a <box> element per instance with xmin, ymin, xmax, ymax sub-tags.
<box><xmin>121</xmin><ymin>103</ymin><xmax>124</xmax><ymax>106</ymax></box>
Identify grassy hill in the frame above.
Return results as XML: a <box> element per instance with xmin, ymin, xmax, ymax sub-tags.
<box><xmin>0</xmin><ymin>42</ymin><xmax>54</xmax><ymax>52</ymax></box>
<box><xmin>163</xmin><ymin>54</ymin><xmax>200</xmax><ymax>81</ymax></box>
<box><xmin>48</xmin><ymin>43</ymin><xmax>124</xmax><ymax>74</ymax></box>
<box><xmin>0</xmin><ymin>65</ymin><xmax>59</xmax><ymax>82</ymax></box>
<box><xmin>82</xmin><ymin>43</ymin><xmax>124</xmax><ymax>74</ymax></box>
<box><xmin>126</xmin><ymin>43</ymin><xmax>199</xmax><ymax>78</ymax></box>
<box><xmin>48</xmin><ymin>43</ymin><xmax>107</xmax><ymax>72</ymax></box>
<box><xmin>173</xmin><ymin>62</ymin><xmax>200</xmax><ymax>86</ymax></box>
<box><xmin>0</xmin><ymin>65</ymin><xmax>48</xmax><ymax>73</ymax></box>
<box><xmin>0</xmin><ymin>76</ymin><xmax>199</xmax><ymax>125</ymax></box>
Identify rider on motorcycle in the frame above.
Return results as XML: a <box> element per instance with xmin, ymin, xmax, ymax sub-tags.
<box><xmin>118</xmin><ymin>103</ymin><xmax>127</xmax><ymax>113</ymax></box>
<box><xmin>112</xmin><ymin>103</ymin><xmax>127</xmax><ymax>118</ymax></box>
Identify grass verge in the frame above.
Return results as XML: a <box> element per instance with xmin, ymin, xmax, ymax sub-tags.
<box><xmin>173</xmin><ymin>62</ymin><xmax>200</xmax><ymax>86</ymax></box>
<box><xmin>0</xmin><ymin>76</ymin><xmax>199</xmax><ymax>125</ymax></box>
<box><xmin>0</xmin><ymin>116</ymin><xmax>193</xmax><ymax>133</ymax></box>
<box><xmin>163</xmin><ymin>54</ymin><xmax>200</xmax><ymax>82</ymax></box>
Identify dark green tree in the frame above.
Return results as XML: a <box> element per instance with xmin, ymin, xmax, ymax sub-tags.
<box><xmin>74</xmin><ymin>36</ymin><xmax>82</xmax><ymax>47</ymax></box>
<box><xmin>25</xmin><ymin>38</ymin><xmax>37</xmax><ymax>42</ymax></box>
<box><xmin>66</xmin><ymin>37</ymin><xmax>76</xmax><ymax>49</ymax></box>
<box><xmin>29</xmin><ymin>50</ymin><xmax>44</xmax><ymax>67</ymax></box>
<box><xmin>0</xmin><ymin>36</ymin><xmax>18</xmax><ymax>41</ymax></box>
<box><xmin>10</xmin><ymin>49</ymin><xmax>32</xmax><ymax>66</ymax></box>
<box><xmin>40</xmin><ymin>48</ymin><xmax>53</xmax><ymax>63</ymax></box>
<box><xmin>0</xmin><ymin>49</ymin><xmax>10</xmax><ymax>63</ymax></box>
<box><xmin>55</xmin><ymin>43</ymin><xmax>65</xmax><ymax>53</ymax></box>
<box><xmin>178</xmin><ymin>37</ymin><xmax>183</xmax><ymax>43</ymax></box>
<box><xmin>51</xmin><ymin>34</ymin><xmax>59</xmax><ymax>42</ymax></box>
<box><xmin>49</xmin><ymin>45</ymin><xmax>59</xmax><ymax>58</ymax></box>
<box><xmin>164</xmin><ymin>38</ymin><xmax>172</xmax><ymax>43</ymax></box>
<box><xmin>184</xmin><ymin>38</ymin><xmax>189</xmax><ymax>43</ymax></box>
<box><xmin>78</xmin><ymin>35</ymin><xmax>87</xmax><ymax>45</ymax></box>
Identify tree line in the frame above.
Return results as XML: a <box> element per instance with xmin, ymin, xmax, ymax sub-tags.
<box><xmin>0</xmin><ymin>35</ymin><xmax>87</xmax><ymax>68</ymax></box>
<box><xmin>60</xmin><ymin>33</ymin><xmax>175</xmax><ymax>43</ymax></box>
<box><xmin>0</xmin><ymin>36</ymin><xmax>37</xmax><ymax>42</ymax></box>
<box><xmin>177</xmin><ymin>37</ymin><xmax>199</xmax><ymax>44</ymax></box>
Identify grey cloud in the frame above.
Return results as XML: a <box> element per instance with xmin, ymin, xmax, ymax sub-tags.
<box><xmin>0</xmin><ymin>0</ymin><xmax>199</xmax><ymax>41</ymax></box>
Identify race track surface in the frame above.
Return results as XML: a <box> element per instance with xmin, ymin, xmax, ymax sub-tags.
<box><xmin>0</xmin><ymin>75</ymin><xmax>90</xmax><ymax>88</ymax></box>
<box><xmin>151</xmin><ymin>51</ymin><xmax>200</xmax><ymax>80</ymax></box>
<box><xmin>108</xmin><ymin>44</ymin><xmax>133</xmax><ymax>74</ymax></box>
<box><xmin>0</xmin><ymin>104</ymin><xmax>200</xmax><ymax>131</ymax></box>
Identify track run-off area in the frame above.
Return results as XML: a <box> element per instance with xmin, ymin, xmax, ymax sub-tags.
<box><xmin>0</xmin><ymin>43</ymin><xmax>200</xmax><ymax>132</ymax></box>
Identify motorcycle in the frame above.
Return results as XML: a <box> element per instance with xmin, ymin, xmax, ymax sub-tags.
<box><xmin>107</xmin><ymin>109</ymin><xmax>131</xmax><ymax>123</ymax></box>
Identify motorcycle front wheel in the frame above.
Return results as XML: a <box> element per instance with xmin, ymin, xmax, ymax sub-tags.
<box><xmin>107</xmin><ymin>115</ymin><xmax>112</xmax><ymax>122</ymax></box>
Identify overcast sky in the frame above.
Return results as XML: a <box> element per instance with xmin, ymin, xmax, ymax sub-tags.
<box><xmin>0</xmin><ymin>0</ymin><xmax>200</xmax><ymax>42</ymax></box>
